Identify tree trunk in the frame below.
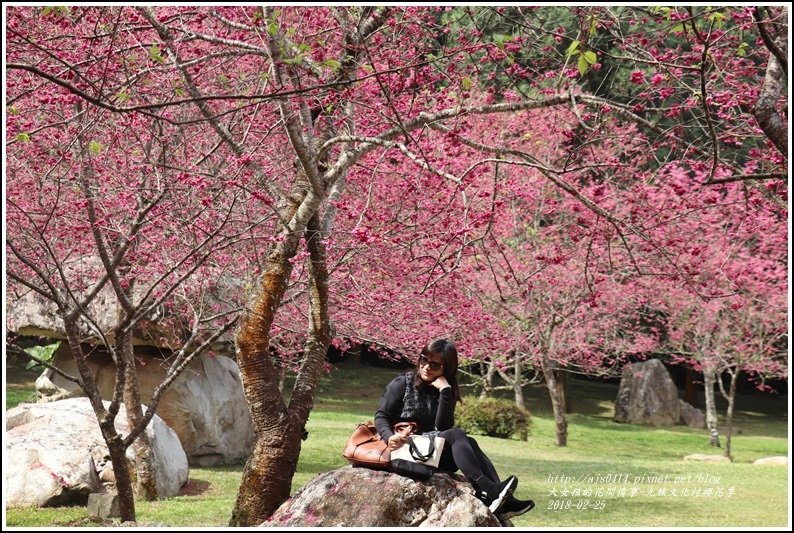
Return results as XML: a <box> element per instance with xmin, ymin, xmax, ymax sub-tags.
<box><xmin>479</xmin><ymin>362</ymin><xmax>495</xmax><ymax>399</ymax></box>
<box><xmin>106</xmin><ymin>435</ymin><xmax>136</xmax><ymax>522</ymax></box>
<box><xmin>702</xmin><ymin>364</ymin><xmax>721</xmax><ymax>447</ymax></box>
<box><xmin>556</xmin><ymin>369</ymin><xmax>571</xmax><ymax>414</ymax></box>
<box><xmin>513</xmin><ymin>355</ymin><xmax>525</xmax><ymax>409</ymax></box>
<box><xmin>684</xmin><ymin>366</ymin><xmax>699</xmax><ymax>407</ymax></box>
<box><xmin>752</xmin><ymin>14</ymin><xmax>788</xmax><ymax>158</ymax></box>
<box><xmin>288</xmin><ymin>214</ymin><xmax>333</xmax><ymax>427</ymax></box>
<box><xmin>540</xmin><ymin>355</ymin><xmax>567</xmax><ymax>446</ymax></box>
<box><xmin>64</xmin><ymin>315</ymin><xmax>137</xmax><ymax>521</ymax></box>
<box><xmin>231</xmin><ymin>423</ymin><xmax>304</xmax><ymax>526</ymax></box>
<box><xmin>230</xmin><ymin>211</ymin><xmax>332</xmax><ymax>526</ymax></box>
<box><xmin>722</xmin><ymin>369</ymin><xmax>738</xmax><ymax>461</ymax></box>
<box><xmin>230</xmin><ymin>235</ymin><xmax>301</xmax><ymax>526</ymax></box>
<box><xmin>118</xmin><ymin>328</ymin><xmax>158</xmax><ymax>501</ymax></box>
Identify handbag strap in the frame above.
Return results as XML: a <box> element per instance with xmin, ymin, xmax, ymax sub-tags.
<box><xmin>407</xmin><ymin>435</ymin><xmax>435</xmax><ymax>462</ymax></box>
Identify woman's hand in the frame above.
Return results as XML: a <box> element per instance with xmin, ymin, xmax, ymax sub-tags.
<box><xmin>431</xmin><ymin>375</ymin><xmax>450</xmax><ymax>390</ymax></box>
<box><xmin>387</xmin><ymin>434</ymin><xmax>407</xmax><ymax>450</ymax></box>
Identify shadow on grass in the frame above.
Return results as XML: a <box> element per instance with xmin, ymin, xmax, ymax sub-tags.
<box><xmin>179</xmin><ymin>479</ymin><xmax>211</xmax><ymax>496</ymax></box>
<box><xmin>56</xmin><ymin>517</ymin><xmax>113</xmax><ymax>527</ymax></box>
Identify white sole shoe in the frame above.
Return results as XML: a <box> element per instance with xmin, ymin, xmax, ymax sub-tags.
<box><xmin>498</xmin><ymin>499</ymin><xmax>536</xmax><ymax>520</ymax></box>
<box><xmin>488</xmin><ymin>476</ymin><xmax>518</xmax><ymax>513</ymax></box>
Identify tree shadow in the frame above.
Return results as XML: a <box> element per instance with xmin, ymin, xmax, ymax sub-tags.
<box><xmin>178</xmin><ymin>478</ymin><xmax>211</xmax><ymax>496</ymax></box>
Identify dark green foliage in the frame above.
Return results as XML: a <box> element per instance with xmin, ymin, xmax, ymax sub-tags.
<box><xmin>457</xmin><ymin>396</ymin><xmax>531</xmax><ymax>440</ymax></box>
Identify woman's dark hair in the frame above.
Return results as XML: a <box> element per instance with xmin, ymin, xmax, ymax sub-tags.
<box><xmin>413</xmin><ymin>338</ymin><xmax>462</xmax><ymax>402</ymax></box>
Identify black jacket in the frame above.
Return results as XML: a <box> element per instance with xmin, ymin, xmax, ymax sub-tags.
<box><xmin>374</xmin><ymin>371</ymin><xmax>455</xmax><ymax>442</ymax></box>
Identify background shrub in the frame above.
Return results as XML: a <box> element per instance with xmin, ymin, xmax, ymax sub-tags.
<box><xmin>457</xmin><ymin>396</ymin><xmax>531</xmax><ymax>440</ymax></box>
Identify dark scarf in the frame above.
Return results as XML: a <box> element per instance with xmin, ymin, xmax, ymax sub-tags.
<box><xmin>399</xmin><ymin>371</ymin><xmax>439</xmax><ymax>430</ymax></box>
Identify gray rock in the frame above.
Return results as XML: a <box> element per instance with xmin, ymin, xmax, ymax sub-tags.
<box><xmin>5</xmin><ymin>398</ymin><xmax>188</xmax><ymax>508</ymax></box>
<box><xmin>614</xmin><ymin>359</ymin><xmax>681</xmax><ymax>426</ymax></box>
<box><xmin>87</xmin><ymin>493</ymin><xmax>120</xmax><ymax>519</ymax></box>
<box><xmin>264</xmin><ymin>467</ymin><xmax>503</xmax><ymax>527</ymax></box>
<box><xmin>678</xmin><ymin>400</ymin><xmax>706</xmax><ymax>428</ymax></box>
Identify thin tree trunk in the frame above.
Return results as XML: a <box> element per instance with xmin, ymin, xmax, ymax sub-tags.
<box><xmin>115</xmin><ymin>315</ymin><xmax>156</xmax><ymax>500</ymax></box>
<box><xmin>120</xmin><ymin>336</ymin><xmax>158</xmax><ymax>500</ymax></box>
<box><xmin>684</xmin><ymin>366</ymin><xmax>699</xmax><ymax>407</ymax></box>
<box><xmin>288</xmin><ymin>214</ymin><xmax>333</xmax><ymax>428</ymax></box>
<box><xmin>540</xmin><ymin>355</ymin><xmax>567</xmax><ymax>446</ymax></box>
<box><xmin>63</xmin><ymin>316</ymin><xmax>136</xmax><ymax>521</ymax></box>
<box><xmin>722</xmin><ymin>369</ymin><xmax>738</xmax><ymax>461</ymax></box>
<box><xmin>752</xmin><ymin>14</ymin><xmax>788</xmax><ymax>158</ymax></box>
<box><xmin>513</xmin><ymin>354</ymin><xmax>525</xmax><ymax>409</ymax></box>
<box><xmin>702</xmin><ymin>363</ymin><xmax>721</xmax><ymax>447</ymax></box>
<box><xmin>116</xmin><ymin>277</ymin><xmax>158</xmax><ymax>501</ymax></box>
<box><xmin>479</xmin><ymin>362</ymin><xmax>495</xmax><ymax>399</ymax></box>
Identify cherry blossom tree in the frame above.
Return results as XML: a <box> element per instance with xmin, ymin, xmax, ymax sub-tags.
<box><xmin>5</xmin><ymin>108</ymin><xmax>247</xmax><ymax>517</ymax></box>
<box><xmin>649</xmin><ymin>166</ymin><xmax>788</xmax><ymax>455</ymax></box>
<box><xmin>6</xmin><ymin>9</ymin><xmax>257</xmax><ymax>519</ymax></box>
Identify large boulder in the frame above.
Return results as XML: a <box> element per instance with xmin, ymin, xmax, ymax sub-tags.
<box><xmin>5</xmin><ymin>398</ymin><xmax>188</xmax><ymax>508</ymax></box>
<box><xmin>6</xmin><ymin>280</ymin><xmax>184</xmax><ymax>349</ymax></box>
<box><xmin>8</xmin><ymin>262</ymin><xmax>252</xmax><ymax>466</ymax></box>
<box><xmin>35</xmin><ymin>345</ymin><xmax>254</xmax><ymax>466</ymax></box>
<box><xmin>614</xmin><ymin>359</ymin><xmax>681</xmax><ymax>426</ymax></box>
<box><xmin>6</xmin><ymin>260</ymin><xmax>237</xmax><ymax>351</ymax></box>
<box><xmin>265</xmin><ymin>467</ymin><xmax>503</xmax><ymax>527</ymax></box>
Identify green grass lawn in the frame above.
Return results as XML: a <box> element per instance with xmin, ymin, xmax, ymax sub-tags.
<box><xmin>5</xmin><ymin>359</ymin><xmax>790</xmax><ymax>527</ymax></box>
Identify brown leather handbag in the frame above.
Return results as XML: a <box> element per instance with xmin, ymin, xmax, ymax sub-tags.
<box><xmin>343</xmin><ymin>421</ymin><xmax>417</xmax><ymax>470</ymax></box>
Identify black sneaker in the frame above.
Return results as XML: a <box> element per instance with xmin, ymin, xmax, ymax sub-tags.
<box><xmin>475</xmin><ymin>475</ymin><xmax>518</xmax><ymax>514</ymax></box>
<box><xmin>497</xmin><ymin>496</ymin><xmax>535</xmax><ymax>520</ymax></box>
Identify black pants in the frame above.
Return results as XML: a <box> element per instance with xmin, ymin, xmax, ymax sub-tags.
<box><xmin>437</xmin><ymin>427</ymin><xmax>500</xmax><ymax>485</ymax></box>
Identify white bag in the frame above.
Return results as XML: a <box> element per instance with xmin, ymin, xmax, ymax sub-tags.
<box><xmin>391</xmin><ymin>433</ymin><xmax>446</xmax><ymax>468</ymax></box>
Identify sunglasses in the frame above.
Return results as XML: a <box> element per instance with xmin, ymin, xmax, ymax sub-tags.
<box><xmin>418</xmin><ymin>355</ymin><xmax>443</xmax><ymax>371</ymax></box>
